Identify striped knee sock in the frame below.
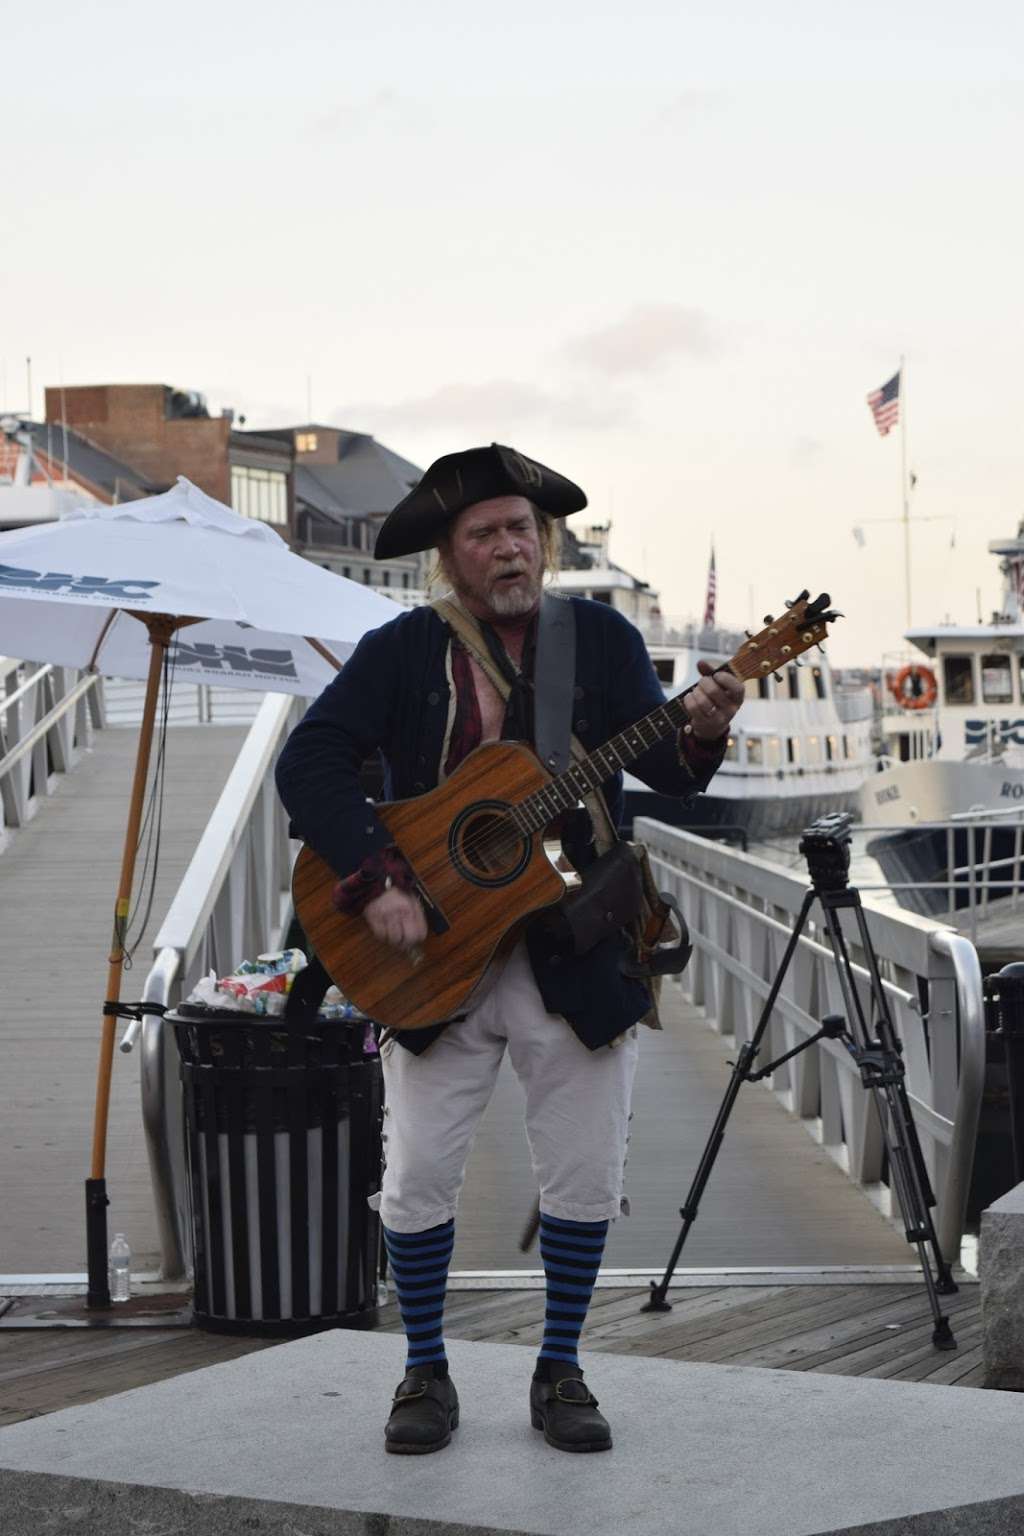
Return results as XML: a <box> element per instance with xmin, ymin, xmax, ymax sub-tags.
<box><xmin>383</xmin><ymin>1219</ymin><xmax>454</xmax><ymax>1373</ymax></box>
<box><xmin>537</xmin><ymin>1213</ymin><xmax>609</xmax><ymax>1370</ymax></box>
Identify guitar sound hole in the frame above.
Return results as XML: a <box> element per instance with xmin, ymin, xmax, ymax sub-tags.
<box><xmin>450</xmin><ymin>803</ymin><xmax>530</xmax><ymax>887</ymax></box>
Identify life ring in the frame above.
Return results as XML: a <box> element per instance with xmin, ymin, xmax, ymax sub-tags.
<box><xmin>889</xmin><ymin>664</ymin><xmax>937</xmax><ymax>710</ymax></box>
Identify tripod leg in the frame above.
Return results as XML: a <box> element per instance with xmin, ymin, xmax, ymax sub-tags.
<box><xmin>643</xmin><ymin>890</ymin><xmax>818</xmax><ymax>1313</ymax></box>
<box><xmin>820</xmin><ymin>894</ymin><xmax>959</xmax><ymax>1347</ymax></box>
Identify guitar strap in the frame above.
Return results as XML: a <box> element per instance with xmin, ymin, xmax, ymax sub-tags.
<box><xmin>430</xmin><ymin>594</ymin><xmax>618</xmax><ymax>855</ymax></box>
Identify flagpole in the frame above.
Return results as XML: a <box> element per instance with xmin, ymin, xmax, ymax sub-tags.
<box><xmin>900</xmin><ymin>354</ymin><xmax>911</xmax><ymax>630</ymax></box>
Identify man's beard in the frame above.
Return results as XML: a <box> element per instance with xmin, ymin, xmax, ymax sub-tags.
<box><xmin>486</xmin><ymin>566</ymin><xmax>543</xmax><ymax>617</ymax></box>
<box><xmin>447</xmin><ymin>559</ymin><xmax>543</xmax><ymax>619</ymax></box>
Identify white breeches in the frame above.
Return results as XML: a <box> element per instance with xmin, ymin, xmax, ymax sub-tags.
<box><xmin>378</xmin><ymin>942</ymin><xmax>639</xmax><ymax>1233</ymax></box>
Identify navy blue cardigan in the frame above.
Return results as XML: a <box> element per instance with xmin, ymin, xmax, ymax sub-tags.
<box><xmin>275</xmin><ymin>598</ymin><xmax>722</xmax><ymax>1051</ymax></box>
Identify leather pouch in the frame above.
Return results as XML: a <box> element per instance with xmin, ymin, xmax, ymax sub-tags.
<box><xmin>541</xmin><ymin>842</ymin><xmax>644</xmax><ymax>957</ymax></box>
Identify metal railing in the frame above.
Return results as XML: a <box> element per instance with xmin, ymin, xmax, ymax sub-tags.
<box><xmin>858</xmin><ymin>807</ymin><xmax>1024</xmax><ymax>939</ymax></box>
<box><xmin>637</xmin><ymin>819</ymin><xmax>986</xmax><ymax>1263</ymax></box>
<box><xmin>123</xmin><ymin>691</ymin><xmax>302</xmax><ymax>1279</ymax></box>
<box><xmin>0</xmin><ymin>658</ymin><xmax>104</xmax><ymax>845</ymax></box>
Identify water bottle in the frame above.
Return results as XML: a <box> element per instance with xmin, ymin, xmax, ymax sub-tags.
<box><xmin>109</xmin><ymin>1232</ymin><xmax>131</xmax><ymax>1303</ymax></box>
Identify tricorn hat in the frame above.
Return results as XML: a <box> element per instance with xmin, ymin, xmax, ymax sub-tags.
<box><xmin>374</xmin><ymin>443</ymin><xmax>587</xmax><ymax>560</ymax></box>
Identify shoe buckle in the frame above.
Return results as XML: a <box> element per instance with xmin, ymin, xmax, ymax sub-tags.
<box><xmin>554</xmin><ymin>1379</ymin><xmax>597</xmax><ymax>1407</ymax></box>
<box><xmin>394</xmin><ymin>1382</ymin><xmax>428</xmax><ymax>1403</ymax></box>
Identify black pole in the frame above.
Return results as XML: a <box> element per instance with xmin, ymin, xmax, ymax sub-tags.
<box><xmin>85</xmin><ymin>1177</ymin><xmax>111</xmax><ymax>1309</ymax></box>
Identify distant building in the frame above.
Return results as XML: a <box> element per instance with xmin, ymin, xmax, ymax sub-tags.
<box><xmin>0</xmin><ymin>413</ymin><xmax>152</xmax><ymax>528</ymax></box>
<box><xmin>551</xmin><ymin>522</ymin><xmax>662</xmax><ymax>632</ymax></box>
<box><xmin>31</xmin><ymin>387</ymin><xmax>426</xmax><ymax>593</ymax></box>
<box><xmin>257</xmin><ymin>424</ymin><xmax>425</xmax><ymax>592</ymax></box>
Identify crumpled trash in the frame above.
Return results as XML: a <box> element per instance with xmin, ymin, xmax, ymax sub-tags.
<box><xmin>185</xmin><ymin>949</ymin><xmax>371</xmax><ymax>1032</ymax></box>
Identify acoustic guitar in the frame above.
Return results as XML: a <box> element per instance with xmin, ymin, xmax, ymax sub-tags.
<box><xmin>292</xmin><ymin>591</ymin><xmax>838</xmax><ymax>1029</ymax></box>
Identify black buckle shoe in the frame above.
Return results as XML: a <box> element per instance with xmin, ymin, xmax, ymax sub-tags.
<box><xmin>530</xmin><ymin>1365</ymin><xmax>611</xmax><ymax>1453</ymax></box>
<box><xmin>385</xmin><ymin>1370</ymin><xmax>460</xmax><ymax>1455</ymax></box>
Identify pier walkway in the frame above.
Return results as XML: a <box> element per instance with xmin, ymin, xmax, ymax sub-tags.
<box><xmin>1</xmin><ymin>722</ymin><xmax>247</xmax><ymax>1275</ymax></box>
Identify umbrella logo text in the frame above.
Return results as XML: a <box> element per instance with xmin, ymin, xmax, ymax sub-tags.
<box><xmin>170</xmin><ymin>640</ymin><xmax>300</xmax><ymax>680</ymax></box>
<box><xmin>0</xmin><ymin>562</ymin><xmax>161</xmax><ymax>602</ymax></box>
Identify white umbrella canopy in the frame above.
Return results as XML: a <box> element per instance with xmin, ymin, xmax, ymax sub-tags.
<box><xmin>0</xmin><ymin>477</ymin><xmax>405</xmax><ymax>1304</ymax></box>
<box><xmin>0</xmin><ymin>476</ymin><xmax>402</xmax><ymax>692</ymax></box>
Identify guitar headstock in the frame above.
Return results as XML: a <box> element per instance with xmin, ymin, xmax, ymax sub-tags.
<box><xmin>728</xmin><ymin>590</ymin><xmax>840</xmax><ymax>683</ymax></box>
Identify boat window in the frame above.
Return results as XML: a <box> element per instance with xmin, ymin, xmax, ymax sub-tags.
<box><xmin>653</xmin><ymin>658</ymin><xmax>675</xmax><ymax>684</ymax></box>
<box><xmin>943</xmin><ymin>655</ymin><xmax>975</xmax><ymax>704</ymax></box>
<box><xmin>811</xmin><ymin>665</ymin><xmax>827</xmax><ymax>700</ymax></box>
<box><xmin>787</xmin><ymin>668</ymin><xmax>799</xmax><ymax>700</ymax></box>
<box><xmin>787</xmin><ymin>737</ymin><xmax>800</xmax><ymax>764</ymax></box>
<box><xmin>981</xmin><ymin>654</ymin><xmax>1013</xmax><ymax>704</ymax></box>
<box><xmin>766</xmin><ymin>736</ymin><xmax>783</xmax><ymax>766</ymax></box>
<box><xmin>724</xmin><ymin>735</ymin><xmax>738</xmax><ymax>761</ymax></box>
<box><xmin>746</xmin><ymin>737</ymin><xmax>764</xmax><ymax>766</ymax></box>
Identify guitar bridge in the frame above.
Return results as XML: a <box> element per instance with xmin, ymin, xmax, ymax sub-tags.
<box><xmin>415</xmin><ymin>879</ymin><xmax>450</xmax><ymax>936</ymax></box>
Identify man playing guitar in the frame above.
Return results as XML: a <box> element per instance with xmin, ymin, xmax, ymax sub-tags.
<box><xmin>275</xmin><ymin>444</ymin><xmax>744</xmax><ymax>1455</ymax></box>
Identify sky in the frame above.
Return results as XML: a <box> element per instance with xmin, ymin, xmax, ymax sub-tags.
<box><xmin>3</xmin><ymin>1</ymin><xmax>1023</xmax><ymax>664</ymax></box>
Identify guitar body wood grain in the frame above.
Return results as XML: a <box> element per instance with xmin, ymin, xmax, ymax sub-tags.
<box><xmin>292</xmin><ymin>740</ymin><xmax>566</xmax><ymax>1029</ymax></box>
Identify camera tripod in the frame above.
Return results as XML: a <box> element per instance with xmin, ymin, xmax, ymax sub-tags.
<box><xmin>643</xmin><ymin>815</ymin><xmax>959</xmax><ymax>1349</ymax></box>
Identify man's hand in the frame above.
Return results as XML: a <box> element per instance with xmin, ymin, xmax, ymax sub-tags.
<box><xmin>683</xmin><ymin>660</ymin><xmax>745</xmax><ymax>741</ymax></box>
<box><xmin>364</xmin><ymin>886</ymin><xmax>428</xmax><ymax>949</ymax></box>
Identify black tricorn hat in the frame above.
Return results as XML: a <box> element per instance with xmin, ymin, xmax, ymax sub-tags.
<box><xmin>374</xmin><ymin>443</ymin><xmax>587</xmax><ymax>560</ymax></box>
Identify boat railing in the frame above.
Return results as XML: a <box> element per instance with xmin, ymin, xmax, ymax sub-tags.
<box><xmin>0</xmin><ymin>658</ymin><xmax>105</xmax><ymax>848</ymax></box>
<box><xmin>123</xmin><ymin>691</ymin><xmax>301</xmax><ymax>1279</ymax></box>
<box><xmin>636</xmin><ymin>818</ymin><xmax>986</xmax><ymax>1264</ymax></box>
<box><xmin>857</xmin><ymin>810</ymin><xmax>1024</xmax><ymax>940</ymax></box>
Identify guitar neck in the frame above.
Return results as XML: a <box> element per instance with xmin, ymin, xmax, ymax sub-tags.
<box><xmin>510</xmin><ymin>681</ymin><xmax>723</xmax><ymax>834</ymax></box>
<box><xmin>508</xmin><ymin>597</ymin><xmax>835</xmax><ymax>834</ymax></box>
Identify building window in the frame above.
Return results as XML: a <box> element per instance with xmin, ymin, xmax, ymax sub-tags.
<box><xmin>591</xmin><ymin>590</ymin><xmax>613</xmax><ymax>604</ymax></box>
<box><xmin>342</xmin><ymin>565</ymin><xmax>351</xmax><ymax>578</ymax></box>
<box><xmin>766</xmin><ymin>736</ymin><xmax>783</xmax><ymax>767</ymax></box>
<box><xmin>943</xmin><ymin>655</ymin><xmax>975</xmax><ymax>704</ymax></box>
<box><xmin>402</xmin><ymin>572</ymin><xmax>410</xmax><ymax>588</ymax></box>
<box><xmin>363</xmin><ymin>569</ymin><xmax>371</xmax><ymax>583</ymax></box>
<box><xmin>724</xmin><ymin>735</ymin><xmax>738</xmax><ymax>761</ymax></box>
<box><xmin>787</xmin><ymin>668</ymin><xmax>799</xmax><ymax>700</ymax></box>
<box><xmin>787</xmin><ymin>737</ymin><xmax>801</xmax><ymax>764</ymax></box>
<box><xmin>806</xmin><ymin>735</ymin><xmax>823</xmax><ymax>764</ymax></box>
<box><xmin>654</xmin><ymin>658</ymin><xmax>675</xmax><ymax>684</ymax></box>
<box><xmin>296</xmin><ymin>432</ymin><xmax>318</xmax><ymax>452</ymax></box>
<box><xmin>811</xmin><ymin>665</ymin><xmax>827</xmax><ymax>700</ymax></box>
<box><xmin>746</xmin><ymin>737</ymin><xmax>764</xmax><ymax>766</ymax></box>
<box><xmin>231</xmin><ymin>465</ymin><xmax>287</xmax><ymax>525</ymax></box>
<box><xmin>382</xmin><ymin>571</ymin><xmax>390</xmax><ymax>586</ymax></box>
<box><xmin>981</xmin><ymin>654</ymin><xmax>1013</xmax><ymax>704</ymax></box>
<box><xmin>826</xmin><ymin>734</ymin><xmax>839</xmax><ymax>762</ymax></box>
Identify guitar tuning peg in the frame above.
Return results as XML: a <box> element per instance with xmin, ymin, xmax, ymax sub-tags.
<box><xmin>773</xmin><ymin>672</ymin><xmax>784</xmax><ymax>683</ymax></box>
<box><xmin>744</xmin><ymin>630</ymin><xmax>753</xmax><ymax>640</ymax></box>
<box><xmin>762</xmin><ymin>614</ymin><xmax>774</xmax><ymax>625</ymax></box>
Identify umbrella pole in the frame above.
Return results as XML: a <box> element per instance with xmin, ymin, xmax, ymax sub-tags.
<box><xmin>86</xmin><ymin>614</ymin><xmax>177</xmax><ymax>1308</ymax></box>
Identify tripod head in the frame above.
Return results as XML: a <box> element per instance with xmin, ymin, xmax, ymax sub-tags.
<box><xmin>798</xmin><ymin>812</ymin><xmax>854</xmax><ymax>893</ymax></box>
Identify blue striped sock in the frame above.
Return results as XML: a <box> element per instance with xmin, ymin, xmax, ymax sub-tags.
<box><xmin>383</xmin><ymin>1220</ymin><xmax>454</xmax><ymax>1373</ymax></box>
<box><xmin>537</xmin><ymin>1213</ymin><xmax>609</xmax><ymax>1369</ymax></box>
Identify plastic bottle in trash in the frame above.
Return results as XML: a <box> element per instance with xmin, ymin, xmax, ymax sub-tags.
<box><xmin>109</xmin><ymin>1233</ymin><xmax>131</xmax><ymax>1302</ymax></box>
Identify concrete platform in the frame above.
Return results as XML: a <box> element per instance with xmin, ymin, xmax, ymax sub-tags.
<box><xmin>2</xmin><ymin>1331</ymin><xmax>1023</xmax><ymax>1536</ymax></box>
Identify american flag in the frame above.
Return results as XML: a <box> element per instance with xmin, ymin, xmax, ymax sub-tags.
<box><xmin>702</xmin><ymin>546</ymin><xmax>716</xmax><ymax>628</ymax></box>
<box><xmin>866</xmin><ymin>370</ymin><xmax>901</xmax><ymax>436</ymax></box>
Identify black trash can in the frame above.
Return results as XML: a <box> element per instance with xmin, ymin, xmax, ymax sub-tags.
<box><xmin>170</xmin><ymin>970</ymin><xmax>382</xmax><ymax>1336</ymax></box>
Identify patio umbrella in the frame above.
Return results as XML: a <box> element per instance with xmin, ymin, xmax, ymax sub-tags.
<box><xmin>0</xmin><ymin>477</ymin><xmax>401</xmax><ymax>1304</ymax></box>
